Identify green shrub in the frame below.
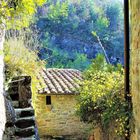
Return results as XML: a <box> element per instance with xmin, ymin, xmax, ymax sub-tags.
<box><xmin>76</xmin><ymin>54</ymin><xmax>131</xmax><ymax>136</ymax></box>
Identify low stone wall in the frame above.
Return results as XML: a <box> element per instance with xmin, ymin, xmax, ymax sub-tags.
<box><xmin>34</xmin><ymin>94</ymin><xmax>92</xmax><ymax>139</ymax></box>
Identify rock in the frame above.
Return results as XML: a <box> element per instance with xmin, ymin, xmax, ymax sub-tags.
<box><xmin>15</xmin><ymin>126</ymin><xmax>35</xmax><ymax>137</ymax></box>
<box><xmin>15</xmin><ymin>107</ymin><xmax>34</xmax><ymax>118</ymax></box>
<box><xmin>15</xmin><ymin>117</ymin><xmax>35</xmax><ymax>129</ymax></box>
<box><xmin>12</xmin><ymin>101</ymin><xmax>19</xmax><ymax>108</ymax></box>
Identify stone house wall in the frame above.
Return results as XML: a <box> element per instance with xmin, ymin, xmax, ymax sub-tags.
<box><xmin>34</xmin><ymin>94</ymin><xmax>92</xmax><ymax>139</ymax></box>
<box><xmin>130</xmin><ymin>1</ymin><xmax>140</xmax><ymax>140</ymax></box>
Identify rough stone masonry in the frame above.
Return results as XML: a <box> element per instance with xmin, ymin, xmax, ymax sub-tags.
<box><xmin>0</xmin><ymin>25</ymin><xmax>6</xmax><ymax>140</ymax></box>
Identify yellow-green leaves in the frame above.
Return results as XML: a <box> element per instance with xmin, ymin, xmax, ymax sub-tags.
<box><xmin>92</xmin><ymin>31</ymin><xmax>97</xmax><ymax>37</ymax></box>
<box><xmin>0</xmin><ymin>0</ymin><xmax>46</xmax><ymax>29</ymax></box>
<box><xmin>96</xmin><ymin>17</ymin><xmax>109</xmax><ymax>28</ymax></box>
<box><xmin>0</xmin><ymin>50</ymin><xmax>3</xmax><ymax>55</ymax></box>
<box><xmin>35</xmin><ymin>0</ymin><xmax>47</xmax><ymax>6</ymax></box>
<box><xmin>4</xmin><ymin>37</ymin><xmax>45</xmax><ymax>93</ymax></box>
<box><xmin>47</xmin><ymin>1</ymin><xmax>68</xmax><ymax>21</ymax></box>
<box><xmin>76</xmin><ymin>54</ymin><xmax>129</xmax><ymax>137</ymax></box>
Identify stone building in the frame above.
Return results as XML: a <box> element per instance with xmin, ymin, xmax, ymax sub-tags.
<box><xmin>131</xmin><ymin>1</ymin><xmax>140</xmax><ymax>139</ymax></box>
<box><xmin>33</xmin><ymin>68</ymin><xmax>91</xmax><ymax>139</ymax></box>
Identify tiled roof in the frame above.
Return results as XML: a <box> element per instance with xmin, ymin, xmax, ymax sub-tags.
<box><xmin>37</xmin><ymin>68</ymin><xmax>82</xmax><ymax>95</ymax></box>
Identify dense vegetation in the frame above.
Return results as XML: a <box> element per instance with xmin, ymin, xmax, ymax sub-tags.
<box><xmin>0</xmin><ymin>0</ymin><xmax>46</xmax><ymax>29</ymax></box>
<box><xmin>34</xmin><ymin>0</ymin><xmax>124</xmax><ymax>70</ymax></box>
<box><xmin>3</xmin><ymin>0</ymin><xmax>124</xmax><ymax>71</ymax></box>
<box><xmin>1</xmin><ymin>0</ymin><xmax>47</xmax><ymax>95</ymax></box>
<box><xmin>76</xmin><ymin>55</ymin><xmax>131</xmax><ymax>137</ymax></box>
<box><xmin>4</xmin><ymin>34</ymin><xmax>45</xmax><ymax>94</ymax></box>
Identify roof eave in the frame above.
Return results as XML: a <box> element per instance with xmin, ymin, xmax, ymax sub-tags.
<box><xmin>37</xmin><ymin>91</ymin><xmax>80</xmax><ymax>95</ymax></box>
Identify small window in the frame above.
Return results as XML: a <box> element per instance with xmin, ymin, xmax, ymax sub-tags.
<box><xmin>46</xmin><ymin>96</ymin><xmax>51</xmax><ymax>105</ymax></box>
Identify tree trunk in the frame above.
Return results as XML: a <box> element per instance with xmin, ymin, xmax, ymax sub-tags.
<box><xmin>130</xmin><ymin>1</ymin><xmax>140</xmax><ymax>140</ymax></box>
<box><xmin>0</xmin><ymin>24</ymin><xmax>6</xmax><ymax>139</ymax></box>
<box><xmin>96</xmin><ymin>36</ymin><xmax>110</xmax><ymax>64</ymax></box>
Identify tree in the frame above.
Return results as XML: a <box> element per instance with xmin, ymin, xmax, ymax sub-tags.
<box><xmin>106</xmin><ymin>2</ymin><xmax>121</xmax><ymax>31</ymax></box>
<box><xmin>92</xmin><ymin>31</ymin><xmax>110</xmax><ymax>64</ymax></box>
<box><xmin>0</xmin><ymin>1</ymin><xmax>46</xmax><ymax>138</ymax></box>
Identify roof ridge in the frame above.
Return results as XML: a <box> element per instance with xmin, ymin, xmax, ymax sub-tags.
<box><xmin>45</xmin><ymin>68</ymin><xmax>81</xmax><ymax>72</ymax></box>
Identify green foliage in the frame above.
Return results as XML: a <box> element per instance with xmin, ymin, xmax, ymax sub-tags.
<box><xmin>46</xmin><ymin>45</ymin><xmax>91</xmax><ymax>71</ymax></box>
<box><xmin>0</xmin><ymin>0</ymin><xmax>46</xmax><ymax>29</ymax></box>
<box><xmin>4</xmin><ymin>37</ymin><xmax>45</xmax><ymax>93</ymax></box>
<box><xmin>106</xmin><ymin>2</ymin><xmax>123</xmax><ymax>31</ymax></box>
<box><xmin>47</xmin><ymin>1</ymin><xmax>68</xmax><ymax>21</ymax></box>
<box><xmin>76</xmin><ymin>54</ymin><xmax>131</xmax><ymax>136</ymax></box>
<box><xmin>39</xmin><ymin>31</ymin><xmax>91</xmax><ymax>70</ymax></box>
<box><xmin>66</xmin><ymin>53</ymin><xmax>91</xmax><ymax>71</ymax></box>
<box><xmin>36</xmin><ymin>0</ymin><xmax>124</xmax><ymax>69</ymax></box>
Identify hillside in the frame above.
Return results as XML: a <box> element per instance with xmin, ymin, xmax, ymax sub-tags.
<box><xmin>35</xmin><ymin>0</ymin><xmax>124</xmax><ymax>70</ymax></box>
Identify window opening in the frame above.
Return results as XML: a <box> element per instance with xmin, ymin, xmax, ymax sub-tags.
<box><xmin>46</xmin><ymin>96</ymin><xmax>51</xmax><ymax>105</ymax></box>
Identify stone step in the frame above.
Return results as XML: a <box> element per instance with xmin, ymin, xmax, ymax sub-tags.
<box><xmin>15</xmin><ymin>116</ymin><xmax>35</xmax><ymax>128</ymax></box>
<box><xmin>52</xmin><ymin>136</ymin><xmax>65</xmax><ymax>140</ymax></box>
<box><xmin>15</xmin><ymin>126</ymin><xmax>35</xmax><ymax>137</ymax></box>
<box><xmin>42</xmin><ymin>136</ymin><xmax>65</xmax><ymax>140</ymax></box>
<box><xmin>10</xmin><ymin>93</ymin><xmax>19</xmax><ymax>101</ymax></box>
<box><xmin>15</xmin><ymin>135</ymin><xmax>36</xmax><ymax>140</ymax></box>
<box><xmin>15</xmin><ymin>107</ymin><xmax>34</xmax><ymax>118</ymax></box>
<box><xmin>12</xmin><ymin>101</ymin><xmax>19</xmax><ymax>108</ymax></box>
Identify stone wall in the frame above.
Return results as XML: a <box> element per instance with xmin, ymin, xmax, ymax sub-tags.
<box><xmin>2</xmin><ymin>98</ymin><xmax>16</xmax><ymax>140</ymax></box>
<box><xmin>0</xmin><ymin>25</ymin><xmax>6</xmax><ymax>140</ymax></box>
<box><xmin>130</xmin><ymin>1</ymin><xmax>140</xmax><ymax>140</ymax></box>
<box><xmin>34</xmin><ymin>94</ymin><xmax>92</xmax><ymax>139</ymax></box>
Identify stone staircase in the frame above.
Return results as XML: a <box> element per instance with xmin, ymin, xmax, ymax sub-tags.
<box><xmin>14</xmin><ymin>107</ymin><xmax>38</xmax><ymax>139</ymax></box>
<box><xmin>7</xmin><ymin>76</ymin><xmax>39</xmax><ymax>140</ymax></box>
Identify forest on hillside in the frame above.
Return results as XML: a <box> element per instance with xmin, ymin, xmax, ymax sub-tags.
<box><xmin>35</xmin><ymin>0</ymin><xmax>124</xmax><ymax>70</ymax></box>
<box><xmin>5</xmin><ymin>0</ymin><xmax>124</xmax><ymax>71</ymax></box>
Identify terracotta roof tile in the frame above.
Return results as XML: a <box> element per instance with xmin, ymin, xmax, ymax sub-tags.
<box><xmin>38</xmin><ymin>68</ymin><xmax>82</xmax><ymax>95</ymax></box>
